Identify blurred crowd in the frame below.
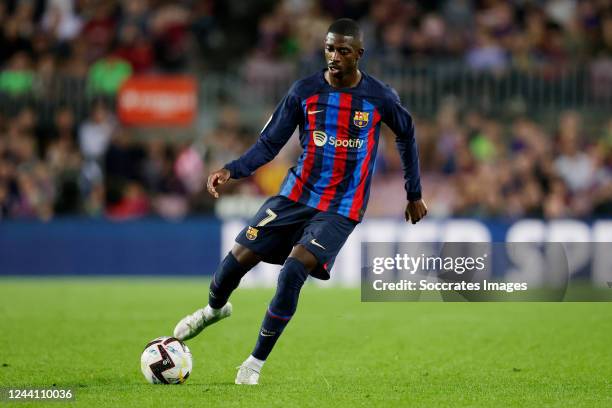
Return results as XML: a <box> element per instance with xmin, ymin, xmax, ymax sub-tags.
<box><xmin>0</xmin><ymin>101</ymin><xmax>215</xmax><ymax>220</ymax></box>
<box><xmin>246</xmin><ymin>0</ymin><xmax>612</xmax><ymax>79</ymax></box>
<box><xmin>369</xmin><ymin>106</ymin><xmax>612</xmax><ymax>219</ymax></box>
<box><xmin>1</xmin><ymin>0</ymin><xmax>611</xmax><ymax>93</ymax></box>
<box><xmin>0</xmin><ymin>0</ymin><xmax>611</xmax><ymax>221</ymax></box>
<box><xmin>0</xmin><ymin>0</ymin><xmax>206</xmax><ymax>100</ymax></box>
<box><xmin>1</xmin><ymin>101</ymin><xmax>610</xmax><ymax>220</ymax></box>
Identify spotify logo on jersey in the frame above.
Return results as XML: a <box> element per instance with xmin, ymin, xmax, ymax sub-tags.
<box><xmin>313</xmin><ymin>130</ymin><xmax>328</xmax><ymax>147</ymax></box>
<box><xmin>311</xmin><ymin>130</ymin><xmax>365</xmax><ymax>149</ymax></box>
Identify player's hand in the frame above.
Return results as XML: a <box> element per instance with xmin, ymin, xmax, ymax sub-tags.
<box><xmin>405</xmin><ymin>199</ymin><xmax>428</xmax><ymax>224</ymax></box>
<box><xmin>207</xmin><ymin>168</ymin><xmax>231</xmax><ymax>199</ymax></box>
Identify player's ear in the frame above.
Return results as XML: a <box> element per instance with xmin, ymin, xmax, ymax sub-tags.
<box><xmin>357</xmin><ymin>48</ymin><xmax>364</xmax><ymax>59</ymax></box>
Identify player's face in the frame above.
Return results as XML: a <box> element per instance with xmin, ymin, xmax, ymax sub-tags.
<box><xmin>324</xmin><ymin>32</ymin><xmax>363</xmax><ymax>78</ymax></box>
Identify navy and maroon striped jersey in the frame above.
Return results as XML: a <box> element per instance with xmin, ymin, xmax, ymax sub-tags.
<box><xmin>224</xmin><ymin>70</ymin><xmax>421</xmax><ymax>222</ymax></box>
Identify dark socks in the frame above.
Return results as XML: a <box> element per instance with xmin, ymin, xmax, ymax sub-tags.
<box><xmin>209</xmin><ymin>252</ymin><xmax>250</xmax><ymax>309</ymax></box>
<box><xmin>252</xmin><ymin>257</ymin><xmax>309</xmax><ymax>361</ymax></box>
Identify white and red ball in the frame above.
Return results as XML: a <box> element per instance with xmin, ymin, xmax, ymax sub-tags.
<box><xmin>140</xmin><ymin>336</ymin><xmax>192</xmax><ymax>384</ymax></box>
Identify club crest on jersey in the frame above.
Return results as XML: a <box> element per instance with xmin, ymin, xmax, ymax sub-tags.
<box><xmin>246</xmin><ymin>226</ymin><xmax>259</xmax><ymax>240</ymax></box>
<box><xmin>353</xmin><ymin>111</ymin><xmax>369</xmax><ymax>127</ymax></box>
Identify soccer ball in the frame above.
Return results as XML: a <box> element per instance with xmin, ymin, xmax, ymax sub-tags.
<box><xmin>140</xmin><ymin>336</ymin><xmax>193</xmax><ymax>384</ymax></box>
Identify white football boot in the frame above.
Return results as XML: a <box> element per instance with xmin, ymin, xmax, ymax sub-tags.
<box><xmin>173</xmin><ymin>303</ymin><xmax>232</xmax><ymax>341</ymax></box>
<box><xmin>235</xmin><ymin>365</ymin><xmax>260</xmax><ymax>385</ymax></box>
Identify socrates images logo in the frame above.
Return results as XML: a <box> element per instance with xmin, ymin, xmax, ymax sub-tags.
<box><xmin>312</xmin><ymin>130</ymin><xmax>328</xmax><ymax>147</ymax></box>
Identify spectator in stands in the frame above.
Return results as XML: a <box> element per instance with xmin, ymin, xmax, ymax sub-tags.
<box><xmin>79</xmin><ymin>101</ymin><xmax>115</xmax><ymax>163</ymax></box>
<box><xmin>87</xmin><ymin>55</ymin><xmax>132</xmax><ymax>96</ymax></box>
<box><xmin>78</xmin><ymin>101</ymin><xmax>115</xmax><ymax>197</ymax></box>
<box><xmin>554</xmin><ymin>111</ymin><xmax>596</xmax><ymax>193</ymax></box>
<box><xmin>113</xmin><ymin>22</ymin><xmax>154</xmax><ymax>73</ymax></box>
<box><xmin>41</xmin><ymin>0</ymin><xmax>83</xmax><ymax>43</ymax></box>
<box><xmin>0</xmin><ymin>52</ymin><xmax>34</xmax><ymax>96</ymax></box>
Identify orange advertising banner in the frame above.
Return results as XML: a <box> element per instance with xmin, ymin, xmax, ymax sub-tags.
<box><xmin>118</xmin><ymin>76</ymin><xmax>197</xmax><ymax>126</ymax></box>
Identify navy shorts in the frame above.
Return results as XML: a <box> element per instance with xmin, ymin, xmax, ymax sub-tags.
<box><xmin>235</xmin><ymin>195</ymin><xmax>358</xmax><ymax>280</ymax></box>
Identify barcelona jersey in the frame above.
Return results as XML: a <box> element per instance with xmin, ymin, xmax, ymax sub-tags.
<box><xmin>224</xmin><ymin>70</ymin><xmax>422</xmax><ymax>222</ymax></box>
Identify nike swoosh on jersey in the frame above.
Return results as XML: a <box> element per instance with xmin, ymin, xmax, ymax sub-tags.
<box><xmin>308</xmin><ymin>109</ymin><xmax>324</xmax><ymax>115</ymax></box>
<box><xmin>310</xmin><ymin>239</ymin><xmax>326</xmax><ymax>250</ymax></box>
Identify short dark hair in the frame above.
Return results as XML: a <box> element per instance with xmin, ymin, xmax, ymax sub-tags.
<box><xmin>327</xmin><ymin>18</ymin><xmax>362</xmax><ymax>39</ymax></box>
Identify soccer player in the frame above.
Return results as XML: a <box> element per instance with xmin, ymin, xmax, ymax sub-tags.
<box><xmin>173</xmin><ymin>18</ymin><xmax>427</xmax><ymax>385</ymax></box>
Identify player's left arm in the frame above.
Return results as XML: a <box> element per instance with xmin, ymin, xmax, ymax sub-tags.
<box><xmin>382</xmin><ymin>88</ymin><xmax>428</xmax><ymax>224</ymax></box>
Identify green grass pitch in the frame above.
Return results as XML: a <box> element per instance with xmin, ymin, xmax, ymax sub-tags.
<box><xmin>1</xmin><ymin>278</ymin><xmax>611</xmax><ymax>407</ymax></box>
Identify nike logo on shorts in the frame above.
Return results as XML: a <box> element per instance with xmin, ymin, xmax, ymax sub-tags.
<box><xmin>310</xmin><ymin>239</ymin><xmax>326</xmax><ymax>250</ymax></box>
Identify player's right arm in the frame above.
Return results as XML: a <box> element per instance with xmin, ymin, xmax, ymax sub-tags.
<box><xmin>206</xmin><ymin>86</ymin><xmax>303</xmax><ymax>198</ymax></box>
<box><xmin>206</xmin><ymin>88</ymin><xmax>302</xmax><ymax>198</ymax></box>
<box><xmin>224</xmin><ymin>89</ymin><xmax>302</xmax><ymax>179</ymax></box>
<box><xmin>206</xmin><ymin>168</ymin><xmax>230</xmax><ymax>198</ymax></box>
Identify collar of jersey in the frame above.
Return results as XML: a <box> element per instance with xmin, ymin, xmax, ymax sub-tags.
<box><xmin>319</xmin><ymin>69</ymin><xmax>365</xmax><ymax>91</ymax></box>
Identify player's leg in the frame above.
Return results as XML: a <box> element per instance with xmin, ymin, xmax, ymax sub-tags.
<box><xmin>209</xmin><ymin>244</ymin><xmax>261</xmax><ymax>309</ymax></box>
<box><xmin>236</xmin><ymin>211</ymin><xmax>358</xmax><ymax>384</ymax></box>
<box><xmin>235</xmin><ymin>244</ymin><xmax>316</xmax><ymax>385</ymax></box>
<box><xmin>173</xmin><ymin>244</ymin><xmax>261</xmax><ymax>341</ymax></box>
<box><xmin>174</xmin><ymin>195</ymin><xmax>303</xmax><ymax>341</ymax></box>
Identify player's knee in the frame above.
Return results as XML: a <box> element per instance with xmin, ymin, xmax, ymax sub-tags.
<box><xmin>273</xmin><ymin>258</ymin><xmax>309</xmax><ymax>315</ymax></box>
<box><xmin>278</xmin><ymin>258</ymin><xmax>309</xmax><ymax>291</ymax></box>
<box><xmin>231</xmin><ymin>244</ymin><xmax>261</xmax><ymax>269</ymax></box>
<box><xmin>288</xmin><ymin>244</ymin><xmax>318</xmax><ymax>272</ymax></box>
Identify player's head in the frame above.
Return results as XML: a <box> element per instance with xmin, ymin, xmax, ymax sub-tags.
<box><xmin>325</xmin><ymin>18</ymin><xmax>364</xmax><ymax>78</ymax></box>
